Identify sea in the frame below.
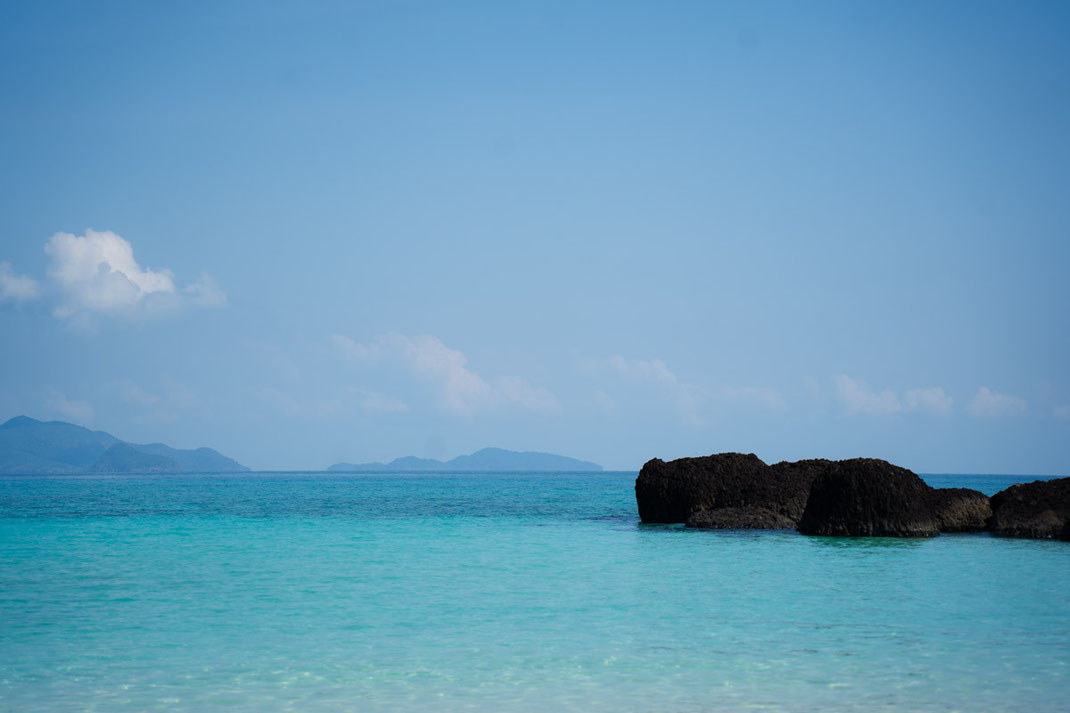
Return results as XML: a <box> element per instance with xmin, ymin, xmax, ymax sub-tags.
<box><xmin>1</xmin><ymin>471</ymin><xmax>1067</xmax><ymax>713</ymax></box>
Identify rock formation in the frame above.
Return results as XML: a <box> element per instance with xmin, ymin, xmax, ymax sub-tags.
<box><xmin>930</xmin><ymin>487</ymin><xmax>992</xmax><ymax>532</ymax></box>
<box><xmin>636</xmin><ymin>452</ymin><xmax>995</xmax><ymax>538</ymax></box>
<box><xmin>796</xmin><ymin>459</ymin><xmax>941</xmax><ymax>537</ymax></box>
<box><xmin>988</xmin><ymin>477</ymin><xmax>1070</xmax><ymax>539</ymax></box>
<box><xmin>635</xmin><ymin>453</ymin><xmax>819</xmax><ymax>528</ymax></box>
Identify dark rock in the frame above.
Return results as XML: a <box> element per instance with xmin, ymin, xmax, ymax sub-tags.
<box><xmin>686</xmin><ymin>506</ymin><xmax>797</xmax><ymax>530</ymax></box>
<box><xmin>797</xmin><ymin>459</ymin><xmax>940</xmax><ymax>537</ymax></box>
<box><xmin>635</xmin><ymin>452</ymin><xmax>816</xmax><ymax>527</ymax></box>
<box><xmin>988</xmin><ymin>477</ymin><xmax>1070</xmax><ymax>539</ymax></box>
<box><xmin>930</xmin><ymin>487</ymin><xmax>992</xmax><ymax>532</ymax></box>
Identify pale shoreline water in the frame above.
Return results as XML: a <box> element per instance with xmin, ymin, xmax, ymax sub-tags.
<box><xmin>2</xmin><ymin>471</ymin><xmax>1068</xmax><ymax>712</ymax></box>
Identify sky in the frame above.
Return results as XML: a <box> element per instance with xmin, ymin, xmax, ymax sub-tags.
<box><xmin>1</xmin><ymin>0</ymin><xmax>1068</xmax><ymax>473</ymax></box>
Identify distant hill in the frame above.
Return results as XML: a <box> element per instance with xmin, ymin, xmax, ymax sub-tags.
<box><xmin>0</xmin><ymin>415</ymin><xmax>248</xmax><ymax>474</ymax></box>
<box><xmin>328</xmin><ymin>447</ymin><xmax>602</xmax><ymax>472</ymax></box>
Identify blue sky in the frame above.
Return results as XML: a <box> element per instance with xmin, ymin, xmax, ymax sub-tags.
<box><xmin>1</xmin><ymin>0</ymin><xmax>1068</xmax><ymax>472</ymax></box>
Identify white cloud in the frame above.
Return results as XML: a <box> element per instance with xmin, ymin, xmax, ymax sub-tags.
<box><xmin>0</xmin><ymin>262</ymin><xmax>40</xmax><ymax>302</ymax></box>
<box><xmin>332</xmin><ymin>333</ymin><xmax>558</xmax><ymax>415</ymax></box>
<box><xmin>45</xmin><ymin>389</ymin><xmax>94</xmax><ymax>424</ymax></box>
<box><xmin>967</xmin><ymin>387</ymin><xmax>1026</xmax><ymax>419</ymax></box>
<box><xmin>835</xmin><ymin>376</ymin><xmax>954</xmax><ymax>416</ymax></box>
<box><xmin>904</xmin><ymin>386</ymin><xmax>953</xmax><ymax>416</ymax></box>
<box><xmin>42</xmin><ymin>229</ymin><xmax>225</xmax><ymax>320</ymax></box>
<box><xmin>835</xmin><ymin>375</ymin><xmax>902</xmax><ymax>415</ymax></box>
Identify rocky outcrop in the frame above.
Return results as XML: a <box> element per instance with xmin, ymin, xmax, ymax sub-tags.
<box><xmin>636</xmin><ymin>453</ymin><xmax>998</xmax><ymax>536</ymax></box>
<box><xmin>635</xmin><ymin>452</ymin><xmax>816</xmax><ymax>527</ymax></box>
<box><xmin>930</xmin><ymin>487</ymin><xmax>992</xmax><ymax>532</ymax></box>
<box><xmin>635</xmin><ymin>452</ymin><xmax>1070</xmax><ymax>540</ymax></box>
<box><xmin>988</xmin><ymin>477</ymin><xmax>1070</xmax><ymax>539</ymax></box>
<box><xmin>796</xmin><ymin>459</ymin><xmax>941</xmax><ymax>537</ymax></box>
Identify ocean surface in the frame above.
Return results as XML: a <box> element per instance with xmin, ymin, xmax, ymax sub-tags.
<box><xmin>1</xmin><ymin>471</ymin><xmax>1067</xmax><ymax>713</ymax></box>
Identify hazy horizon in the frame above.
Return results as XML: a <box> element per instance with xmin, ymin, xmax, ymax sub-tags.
<box><xmin>2</xmin><ymin>1</ymin><xmax>1068</xmax><ymax>473</ymax></box>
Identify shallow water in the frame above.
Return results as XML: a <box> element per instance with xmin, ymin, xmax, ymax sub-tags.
<box><xmin>1</xmin><ymin>472</ymin><xmax>1067</xmax><ymax>712</ymax></box>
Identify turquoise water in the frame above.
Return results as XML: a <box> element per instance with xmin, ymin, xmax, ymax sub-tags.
<box><xmin>1</xmin><ymin>472</ymin><xmax>1067</xmax><ymax>713</ymax></box>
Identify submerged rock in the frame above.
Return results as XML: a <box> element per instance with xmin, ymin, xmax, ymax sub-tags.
<box><xmin>796</xmin><ymin>459</ymin><xmax>941</xmax><ymax>537</ymax></box>
<box><xmin>930</xmin><ymin>487</ymin><xmax>992</xmax><ymax>533</ymax></box>
<box><xmin>988</xmin><ymin>477</ymin><xmax>1070</xmax><ymax>539</ymax></box>
<box><xmin>635</xmin><ymin>452</ymin><xmax>815</xmax><ymax>527</ymax></box>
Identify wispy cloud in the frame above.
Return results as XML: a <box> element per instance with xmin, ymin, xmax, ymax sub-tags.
<box><xmin>835</xmin><ymin>375</ymin><xmax>952</xmax><ymax>416</ymax></box>
<box><xmin>967</xmin><ymin>387</ymin><xmax>1026</xmax><ymax>419</ymax></box>
<box><xmin>0</xmin><ymin>262</ymin><xmax>40</xmax><ymax>302</ymax></box>
<box><xmin>331</xmin><ymin>333</ymin><xmax>558</xmax><ymax>415</ymax></box>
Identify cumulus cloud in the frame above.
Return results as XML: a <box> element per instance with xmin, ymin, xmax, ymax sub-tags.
<box><xmin>835</xmin><ymin>376</ymin><xmax>952</xmax><ymax>416</ymax></box>
<box><xmin>0</xmin><ymin>262</ymin><xmax>40</xmax><ymax>302</ymax></box>
<box><xmin>332</xmin><ymin>333</ymin><xmax>558</xmax><ymax>415</ymax></box>
<box><xmin>38</xmin><ymin>229</ymin><xmax>225</xmax><ymax>320</ymax></box>
<box><xmin>967</xmin><ymin>387</ymin><xmax>1026</xmax><ymax>419</ymax></box>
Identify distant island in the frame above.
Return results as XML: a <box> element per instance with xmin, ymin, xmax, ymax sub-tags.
<box><xmin>328</xmin><ymin>447</ymin><xmax>602</xmax><ymax>472</ymax></box>
<box><xmin>0</xmin><ymin>415</ymin><xmax>248</xmax><ymax>474</ymax></box>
